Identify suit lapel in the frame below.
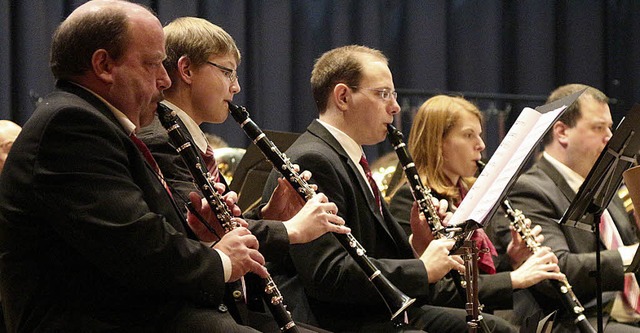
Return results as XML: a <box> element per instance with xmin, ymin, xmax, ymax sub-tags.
<box><xmin>307</xmin><ymin>120</ymin><xmax>396</xmax><ymax>242</ymax></box>
<box><xmin>538</xmin><ymin>156</ymin><xmax>576</xmax><ymax>203</ymax></box>
<box><xmin>539</xmin><ymin>156</ymin><xmax>638</xmax><ymax>245</ymax></box>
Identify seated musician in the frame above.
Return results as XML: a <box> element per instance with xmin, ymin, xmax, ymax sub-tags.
<box><xmin>138</xmin><ymin>16</ymin><xmax>348</xmax><ymax>333</ymax></box>
<box><xmin>261</xmin><ymin>45</ymin><xmax>520</xmax><ymax>332</ymax></box>
<box><xmin>388</xmin><ymin>95</ymin><xmax>563</xmax><ymax>314</ymax></box>
<box><xmin>487</xmin><ymin>84</ymin><xmax>640</xmax><ymax>332</ymax></box>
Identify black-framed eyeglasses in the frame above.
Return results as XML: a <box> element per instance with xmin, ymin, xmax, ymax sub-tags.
<box><xmin>349</xmin><ymin>86</ymin><xmax>397</xmax><ymax>101</ymax></box>
<box><xmin>205</xmin><ymin>61</ymin><xmax>238</xmax><ymax>83</ymax></box>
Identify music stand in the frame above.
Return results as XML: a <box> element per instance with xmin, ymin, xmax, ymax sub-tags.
<box><xmin>230</xmin><ymin>130</ymin><xmax>300</xmax><ymax>211</ymax></box>
<box><xmin>558</xmin><ymin>103</ymin><xmax>640</xmax><ymax>332</ymax></box>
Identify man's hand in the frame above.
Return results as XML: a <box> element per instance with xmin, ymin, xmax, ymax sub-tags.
<box><xmin>409</xmin><ymin>203</ymin><xmax>434</xmax><ymax>256</ymax></box>
<box><xmin>216</xmin><ymin>183</ymin><xmax>242</xmax><ymax>217</ymax></box>
<box><xmin>186</xmin><ymin>190</ymin><xmax>247</xmax><ymax>242</ymax></box>
<box><xmin>507</xmin><ymin>221</ymin><xmax>543</xmax><ymax>269</ymax></box>
<box><xmin>261</xmin><ymin>167</ymin><xmax>316</xmax><ymax>221</ymax></box>
<box><xmin>510</xmin><ymin>246</ymin><xmax>564</xmax><ymax>289</ymax></box>
<box><xmin>283</xmin><ymin>193</ymin><xmax>350</xmax><ymax>244</ymax></box>
<box><xmin>213</xmin><ymin>227</ymin><xmax>268</xmax><ymax>281</ymax></box>
<box><xmin>410</xmin><ymin>198</ymin><xmax>450</xmax><ymax>255</ymax></box>
<box><xmin>419</xmin><ymin>238</ymin><xmax>465</xmax><ymax>283</ymax></box>
<box><xmin>433</xmin><ymin>197</ymin><xmax>451</xmax><ymax>225</ymax></box>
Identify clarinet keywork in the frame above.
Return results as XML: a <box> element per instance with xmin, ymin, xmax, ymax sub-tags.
<box><xmin>501</xmin><ymin>200</ymin><xmax>596</xmax><ymax>333</ymax></box>
<box><xmin>228</xmin><ymin>102</ymin><xmax>415</xmax><ymax>324</ymax></box>
<box><xmin>156</xmin><ymin>103</ymin><xmax>299</xmax><ymax>333</ymax></box>
<box><xmin>386</xmin><ymin>124</ymin><xmax>475</xmax><ymax>299</ymax></box>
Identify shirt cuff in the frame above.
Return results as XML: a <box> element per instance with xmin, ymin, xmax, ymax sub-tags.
<box><xmin>214</xmin><ymin>248</ymin><xmax>232</xmax><ymax>282</ymax></box>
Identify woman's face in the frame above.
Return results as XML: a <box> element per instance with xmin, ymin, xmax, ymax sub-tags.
<box><xmin>441</xmin><ymin>111</ymin><xmax>485</xmax><ymax>184</ymax></box>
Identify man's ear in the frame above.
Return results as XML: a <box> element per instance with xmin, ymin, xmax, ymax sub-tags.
<box><xmin>176</xmin><ymin>55</ymin><xmax>193</xmax><ymax>84</ymax></box>
<box><xmin>93</xmin><ymin>49</ymin><xmax>114</xmax><ymax>84</ymax></box>
<box><xmin>333</xmin><ymin>83</ymin><xmax>351</xmax><ymax>112</ymax></box>
<box><xmin>554</xmin><ymin>121</ymin><xmax>570</xmax><ymax>147</ymax></box>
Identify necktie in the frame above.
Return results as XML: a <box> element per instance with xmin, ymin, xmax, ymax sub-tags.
<box><xmin>202</xmin><ymin>145</ymin><xmax>220</xmax><ymax>183</ymax></box>
<box><xmin>599</xmin><ymin>209</ymin><xmax>640</xmax><ymax>313</ymax></box>
<box><xmin>129</xmin><ymin>133</ymin><xmax>171</xmax><ymax>196</ymax></box>
<box><xmin>359</xmin><ymin>154</ymin><xmax>382</xmax><ymax>215</ymax></box>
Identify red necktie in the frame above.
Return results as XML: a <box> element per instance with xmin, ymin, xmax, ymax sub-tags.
<box><xmin>359</xmin><ymin>154</ymin><xmax>382</xmax><ymax>215</ymax></box>
<box><xmin>129</xmin><ymin>133</ymin><xmax>171</xmax><ymax>196</ymax></box>
<box><xmin>599</xmin><ymin>209</ymin><xmax>640</xmax><ymax>313</ymax></box>
<box><xmin>202</xmin><ymin>145</ymin><xmax>220</xmax><ymax>183</ymax></box>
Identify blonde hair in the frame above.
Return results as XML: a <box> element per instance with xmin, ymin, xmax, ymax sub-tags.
<box><xmin>163</xmin><ymin>17</ymin><xmax>240</xmax><ymax>85</ymax></box>
<box><xmin>407</xmin><ymin>95</ymin><xmax>482</xmax><ymax>203</ymax></box>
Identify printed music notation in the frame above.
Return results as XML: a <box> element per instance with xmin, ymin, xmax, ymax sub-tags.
<box><xmin>448</xmin><ymin>90</ymin><xmax>584</xmax><ymax>227</ymax></box>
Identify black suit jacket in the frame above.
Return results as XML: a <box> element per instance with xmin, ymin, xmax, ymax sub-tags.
<box><xmin>487</xmin><ymin>156</ymin><xmax>636</xmax><ymax>321</ymax></box>
<box><xmin>138</xmin><ymin>113</ymin><xmax>290</xmax><ymax>261</ymax></box>
<box><xmin>389</xmin><ymin>183</ymin><xmax>513</xmax><ymax>311</ymax></box>
<box><xmin>0</xmin><ymin>81</ymin><xmax>226</xmax><ymax>332</ymax></box>
<box><xmin>261</xmin><ymin>120</ymin><xmax>449</xmax><ymax>331</ymax></box>
<box><xmin>139</xmin><ymin>113</ymin><xmax>305</xmax><ymax>333</ymax></box>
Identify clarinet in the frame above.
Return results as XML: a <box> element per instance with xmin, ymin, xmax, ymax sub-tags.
<box><xmin>156</xmin><ymin>103</ymin><xmax>299</xmax><ymax>333</ymax></box>
<box><xmin>228</xmin><ymin>102</ymin><xmax>416</xmax><ymax>324</ymax></box>
<box><xmin>460</xmin><ymin>240</ymin><xmax>491</xmax><ymax>333</ymax></box>
<box><xmin>386</xmin><ymin>124</ymin><xmax>469</xmax><ymax>240</ymax></box>
<box><xmin>501</xmin><ymin>199</ymin><xmax>596</xmax><ymax>333</ymax></box>
<box><xmin>386</xmin><ymin>124</ymin><xmax>468</xmax><ymax>297</ymax></box>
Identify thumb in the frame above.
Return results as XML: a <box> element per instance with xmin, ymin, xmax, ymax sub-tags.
<box><xmin>189</xmin><ymin>192</ymin><xmax>203</xmax><ymax>211</ymax></box>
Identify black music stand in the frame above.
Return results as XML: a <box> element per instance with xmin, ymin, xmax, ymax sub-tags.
<box><xmin>558</xmin><ymin>103</ymin><xmax>640</xmax><ymax>332</ymax></box>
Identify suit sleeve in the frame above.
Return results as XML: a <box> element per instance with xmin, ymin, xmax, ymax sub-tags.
<box><xmin>263</xmin><ymin>148</ymin><xmax>433</xmax><ymax>305</ymax></box>
<box><xmin>139</xmin><ymin>117</ymin><xmax>291</xmax><ymax>260</ymax></box>
<box><xmin>488</xmin><ymin>174</ymin><xmax>624</xmax><ymax>302</ymax></box>
<box><xmin>34</xmin><ymin>108</ymin><xmax>226</xmax><ymax>305</ymax></box>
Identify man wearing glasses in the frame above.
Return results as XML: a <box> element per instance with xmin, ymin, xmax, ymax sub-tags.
<box><xmin>260</xmin><ymin>45</ymin><xmax>518</xmax><ymax>332</ymax></box>
<box><xmin>139</xmin><ymin>17</ymin><xmax>349</xmax><ymax>333</ymax></box>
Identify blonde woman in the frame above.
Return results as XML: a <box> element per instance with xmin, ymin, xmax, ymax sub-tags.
<box><xmin>389</xmin><ymin>95</ymin><xmax>564</xmax><ymax>313</ymax></box>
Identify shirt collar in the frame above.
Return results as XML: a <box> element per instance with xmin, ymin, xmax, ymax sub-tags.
<box><xmin>316</xmin><ymin>119</ymin><xmax>364</xmax><ymax>166</ymax></box>
<box><xmin>160</xmin><ymin>100</ymin><xmax>208</xmax><ymax>153</ymax></box>
<box><xmin>543</xmin><ymin>151</ymin><xmax>584</xmax><ymax>193</ymax></box>
<box><xmin>69</xmin><ymin>82</ymin><xmax>136</xmax><ymax>135</ymax></box>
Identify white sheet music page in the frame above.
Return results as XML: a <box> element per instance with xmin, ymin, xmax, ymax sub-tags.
<box><xmin>449</xmin><ymin>105</ymin><xmax>568</xmax><ymax>226</ymax></box>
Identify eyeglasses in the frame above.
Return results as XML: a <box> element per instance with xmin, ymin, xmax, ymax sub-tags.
<box><xmin>349</xmin><ymin>86</ymin><xmax>398</xmax><ymax>101</ymax></box>
<box><xmin>205</xmin><ymin>61</ymin><xmax>238</xmax><ymax>83</ymax></box>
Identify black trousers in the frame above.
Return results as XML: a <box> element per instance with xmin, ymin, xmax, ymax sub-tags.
<box><xmin>409</xmin><ymin>305</ymin><xmax>517</xmax><ymax>333</ymax></box>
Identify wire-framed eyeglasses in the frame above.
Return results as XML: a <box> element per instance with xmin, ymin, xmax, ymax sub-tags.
<box><xmin>205</xmin><ymin>61</ymin><xmax>238</xmax><ymax>83</ymax></box>
<box><xmin>349</xmin><ymin>86</ymin><xmax>398</xmax><ymax>101</ymax></box>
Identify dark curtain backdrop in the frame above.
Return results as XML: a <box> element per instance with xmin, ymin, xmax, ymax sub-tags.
<box><xmin>2</xmin><ymin>0</ymin><xmax>640</xmax><ymax>161</ymax></box>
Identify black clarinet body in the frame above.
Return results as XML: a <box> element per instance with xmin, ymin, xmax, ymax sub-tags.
<box><xmin>501</xmin><ymin>200</ymin><xmax>596</xmax><ymax>333</ymax></box>
<box><xmin>386</xmin><ymin>124</ymin><xmax>462</xmax><ymax>240</ymax></box>
<box><xmin>386</xmin><ymin>124</ymin><xmax>469</xmax><ymax>297</ymax></box>
<box><xmin>228</xmin><ymin>102</ymin><xmax>415</xmax><ymax>323</ymax></box>
<box><xmin>156</xmin><ymin>103</ymin><xmax>299</xmax><ymax>333</ymax></box>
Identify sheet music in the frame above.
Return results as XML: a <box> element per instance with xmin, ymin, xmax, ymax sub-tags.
<box><xmin>449</xmin><ymin>105</ymin><xmax>568</xmax><ymax>226</ymax></box>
